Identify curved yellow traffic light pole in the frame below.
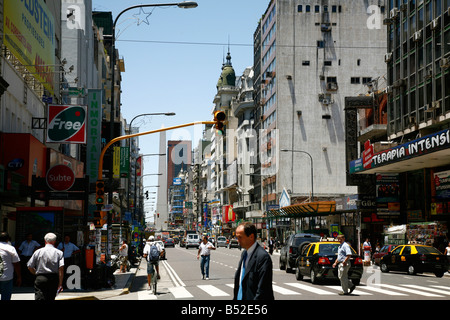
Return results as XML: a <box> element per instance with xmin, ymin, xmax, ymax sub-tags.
<box><xmin>97</xmin><ymin>121</ymin><xmax>216</xmax><ymax>180</ymax></box>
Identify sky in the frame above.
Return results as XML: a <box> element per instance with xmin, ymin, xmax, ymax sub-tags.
<box><xmin>91</xmin><ymin>0</ymin><xmax>271</xmax><ymax>219</ymax></box>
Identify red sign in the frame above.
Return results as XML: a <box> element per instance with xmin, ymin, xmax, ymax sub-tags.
<box><xmin>362</xmin><ymin>140</ymin><xmax>374</xmax><ymax>169</ymax></box>
<box><xmin>46</xmin><ymin>165</ymin><xmax>75</xmax><ymax>191</ymax></box>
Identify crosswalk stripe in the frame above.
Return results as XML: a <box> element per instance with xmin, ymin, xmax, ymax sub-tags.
<box><xmin>323</xmin><ymin>285</ymin><xmax>372</xmax><ymax>295</ymax></box>
<box><xmin>138</xmin><ymin>290</ymin><xmax>158</xmax><ymax>300</ymax></box>
<box><xmin>403</xmin><ymin>284</ymin><xmax>450</xmax><ymax>296</ymax></box>
<box><xmin>286</xmin><ymin>283</ymin><xmax>335</xmax><ymax>295</ymax></box>
<box><xmin>273</xmin><ymin>284</ymin><xmax>301</xmax><ymax>295</ymax></box>
<box><xmin>380</xmin><ymin>284</ymin><xmax>443</xmax><ymax>297</ymax></box>
<box><xmin>169</xmin><ymin>286</ymin><xmax>194</xmax><ymax>299</ymax></box>
<box><xmin>356</xmin><ymin>285</ymin><xmax>406</xmax><ymax>296</ymax></box>
<box><xmin>197</xmin><ymin>284</ymin><xmax>230</xmax><ymax>297</ymax></box>
<box><xmin>432</xmin><ymin>285</ymin><xmax>450</xmax><ymax>292</ymax></box>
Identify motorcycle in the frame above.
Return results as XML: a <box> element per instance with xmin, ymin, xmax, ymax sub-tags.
<box><xmin>110</xmin><ymin>253</ymin><xmax>130</xmax><ymax>272</ymax></box>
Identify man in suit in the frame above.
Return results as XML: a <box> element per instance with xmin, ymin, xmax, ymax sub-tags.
<box><xmin>233</xmin><ymin>222</ymin><xmax>274</xmax><ymax>300</ymax></box>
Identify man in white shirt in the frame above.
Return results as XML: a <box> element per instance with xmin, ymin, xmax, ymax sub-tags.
<box><xmin>0</xmin><ymin>232</ymin><xmax>21</xmax><ymax>300</ymax></box>
<box><xmin>27</xmin><ymin>233</ymin><xmax>64</xmax><ymax>300</ymax></box>
<box><xmin>197</xmin><ymin>236</ymin><xmax>216</xmax><ymax>280</ymax></box>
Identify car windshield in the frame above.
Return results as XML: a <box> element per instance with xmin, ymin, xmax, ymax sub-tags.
<box><xmin>318</xmin><ymin>243</ymin><xmax>357</xmax><ymax>255</ymax></box>
<box><xmin>293</xmin><ymin>236</ymin><xmax>320</xmax><ymax>246</ymax></box>
<box><xmin>416</xmin><ymin>246</ymin><xmax>442</xmax><ymax>255</ymax></box>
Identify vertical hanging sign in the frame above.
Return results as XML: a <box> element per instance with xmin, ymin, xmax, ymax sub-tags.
<box><xmin>87</xmin><ymin>89</ymin><xmax>102</xmax><ymax>183</ymax></box>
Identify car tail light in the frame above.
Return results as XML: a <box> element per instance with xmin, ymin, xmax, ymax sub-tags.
<box><xmin>354</xmin><ymin>257</ymin><xmax>363</xmax><ymax>265</ymax></box>
<box><xmin>289</xmin><ymin>247</ymin><xmax>293</xmax><ymax>254</ymax></box>
<box><xmin>318</xmin><ymin>257</ymin><xmax>331</xmax><ymax>265</ymax></box>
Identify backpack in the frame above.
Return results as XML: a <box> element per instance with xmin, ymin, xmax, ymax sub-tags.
<box><xmin>148</xmin><ymin>244</ymin><xmax>159</xmax><ymax>264</ymax></box>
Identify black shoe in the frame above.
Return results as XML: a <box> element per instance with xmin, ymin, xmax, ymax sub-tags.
<box><xmin>349</xmin><ymin>285</ymin><xmax>356</xmax><ymax>294</ymax></box>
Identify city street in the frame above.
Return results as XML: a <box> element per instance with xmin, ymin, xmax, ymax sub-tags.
<box><xmin>110</xmin><ymin>245</ymin><xmax>450</xmax><ymax>301</ymax></box>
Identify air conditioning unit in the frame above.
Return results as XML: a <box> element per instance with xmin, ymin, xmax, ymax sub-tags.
<box><xmin>326</xmin><ymin>82</ymin><xmax>338</xmax><ymax>91</ymax></box>
<box><xmin>322</xmin><ymin>99</ymin><xmax>331</xmax><ymax>105</ymax></box>
<box><xmin>384</xmin><ymin>52</ymin><xmax>393</xmax><ymax>63</ymax></box>
<box><xmin>440</xmin><ymin>58</ymin><xmax>450</xmax><ymax>69</ymax></box>
<box><xmin>383</xmin><ymin>18</ymin><xmax>393</xmax><ymax>25</ymax></box>
<box><xmin>413</xmin><ymin>31</ymin><xmax>422</xmax><ymax>42</ymax></box>
<box><xmin>431</xmin><ymin>17</ymin><xmax>440</xmax><ymax>30</ymax></box>
<box><xmin>432</xmin><ymin>101</ymin><xmax>441</xmax><ymax>109</ymax></box>
<box><xmin>390</xmin><ymin>8</ymin><xmax>399</xmax><ymax>19</ymax></box>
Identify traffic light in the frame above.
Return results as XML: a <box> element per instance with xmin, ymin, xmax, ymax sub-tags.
<box><xmin>214</xmin><ymin>110</ymin><xmax>226</xmax><ymax>135</ymax></box>
<box><xmin>95</xmin><ymin>180</ymin><xmax>105</xmax><ymax>205</ymax></box>
<box><xmin>93</xmin><ymin>210</ymin><xmax>102</xmax><ymax>228</ymax></box>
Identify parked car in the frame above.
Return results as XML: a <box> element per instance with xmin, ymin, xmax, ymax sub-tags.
<box><xmin>185</xmin><ymin>234</ymin><xmax>200</xmax><ymax>249</ymax></box>
<box><xmin>380</xmin><ymin>244</ymin><xmax>448</xmax><ymax>277</ymax></box>
<box><xmin>164</xmin><ymin>238</ymin><xmax>175</xmax><ymax>247</ymax></box>
<box><xmin>216</xmin><ymin>236</ymin><xmax>228</xmax><ymax>248</ymax></box>
<box><xmin>279</xmin><ymin>233</ymin><xmax>321</xmax><ymax>273</ymax></box>
<box><xmin>295</xmin><ymin>240</ymin><xmax>363</xmax><ymax>285</ymax></box>
<box><xmin>155</xmin><ymin>240</ymin><xmax>166</xmax><ymax>260</ymax></box>
<box><xmin>372</xmin><ymin>244</ymin><xmax>397</xmax><ymax>265</ymax></box>
<box><xmin>228</xmin><ymin>238</ymin><xmax>240</xmax><ymax>249</ymax></box>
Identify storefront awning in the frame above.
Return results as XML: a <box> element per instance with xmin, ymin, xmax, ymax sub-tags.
<box><xmin>265</xmin><ymin>201</ymin><xmax>336</xmax><ymax>219</ymax></box>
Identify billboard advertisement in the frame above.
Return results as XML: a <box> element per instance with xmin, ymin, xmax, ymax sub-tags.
<box><xmin>4</xmin><ymin>0</ymin><xmax>56</xmax><ymax>95</ymax></box>
<box><xmin>47</xmin><ymin>105</ymin><xmax>87</xmax><ymax>143</ymax></box>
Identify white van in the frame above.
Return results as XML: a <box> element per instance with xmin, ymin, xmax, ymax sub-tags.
<box><xmin>186</xmin><ymin>233</ymin><xmax>200</xmax><ymax>249</ymax></box>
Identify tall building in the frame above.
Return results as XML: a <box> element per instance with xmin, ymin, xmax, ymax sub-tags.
<box><xmin>255</xmin><ymin>0</ymin><xmax>387</xmax><ymax>212</ymax></box>
<box><xmin>349</xmin><ymin>1</ymin><xmax>450</xmax><ymax>244</ymax></box>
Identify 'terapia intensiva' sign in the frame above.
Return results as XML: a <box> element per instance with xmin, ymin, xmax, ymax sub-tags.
<box><xmin>351</xmin><ymin>129</ymin><xmax>450</xmax><ymax>173</ymax></box>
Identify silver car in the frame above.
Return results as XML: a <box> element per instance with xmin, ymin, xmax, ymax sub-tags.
<box><xmin>216</xmin><ymin>236</ymin><xmax>228</xmax><ymax>248</ymax></box>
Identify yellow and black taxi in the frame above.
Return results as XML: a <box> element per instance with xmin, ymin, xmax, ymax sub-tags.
<box><xmin>295</xmin><ymin>240</ymin><xmax>363</xmax><ymax>285</ymax></box>
<box><xmin>380</xmin><ymin>244</ymin><xmax>448</xmax><ymax>277</ymax></box>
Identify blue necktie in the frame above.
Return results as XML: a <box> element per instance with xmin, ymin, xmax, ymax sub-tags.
<box><xmin>237</xmin><ymin>250</ymin><xmax>247</xmax><ymax>300</ymax></box>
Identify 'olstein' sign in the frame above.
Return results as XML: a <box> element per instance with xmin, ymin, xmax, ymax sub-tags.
<box><xmin>47</xmin><ymin>105</ymin><xmax>87</xmax><ymax>143</ymax></box>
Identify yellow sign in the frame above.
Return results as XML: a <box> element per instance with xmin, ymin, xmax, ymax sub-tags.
<box><xmin>4</xmin><ymin>0</ymin><xmax>56</xmax><ymax>95</ymax></box>
<box><xmin>113</xmin><ymin>147</ymin><xmax>120</xmax><ymax>179</ymax></box>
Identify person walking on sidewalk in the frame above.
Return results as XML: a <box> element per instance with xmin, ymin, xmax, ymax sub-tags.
<box><xmin>143</xmin><ymin>236</ymin><xmax>162</xmax><ymax>292</ymax></box>
<box><xmin>197</xmin><ymin>236</ymin><xmax>216</xmax><ymax>280</ymax></box>
<box><xmin>118</xmin><ymin>240</ymin><xmax>128</xmax><ymax>273</ymax></box>
<box><xmin>332</xmin><ymin>234</ymin><xmax>356</xmax><ymax>296</ymax></box>
<box><xmin>27</xmin><ymin>233</ymin><xmax>64</xmax><ymax>300</ymax></box>
<box><xmin>0</xmin><ymin>232</ymin><xmax>21</xmax><ymax>300</ymax></box>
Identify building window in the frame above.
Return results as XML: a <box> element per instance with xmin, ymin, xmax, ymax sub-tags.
<box><xmin>324</xmin><ymin>61</ymin><xmax>332</xmax><ymax>66</ymax></box>
<box><xmin>362</xmin><ymin>77</ymin><xmax>372</xmax><ymax>84</ymax></box>
<box><xmin>317</xmin><ymin>40</ymin><xmax>325</xmax><ymax>48</ymax></box>
<box><xmin>302</xmin><ymin>60</ymin><xmax>310</xmax><ymax>66</ymax></box>
<box><xmin>298</xmin><ymin>5</ymin><xmax>302</xmax><ymax>12</ymax></box>
<box><xmin>306</xmin><ymin>5</ymin><xmax>310</xmax><ymax>12</ymax></box>
<box><xmin>315</xmin><ymin>5</ymin><xmax>320</xmax><ymax>13</ymax></box>
<box><xmin>351</xmin><ymin>77</ymin><xmax>361</xmax><ymax>84</ymax></box>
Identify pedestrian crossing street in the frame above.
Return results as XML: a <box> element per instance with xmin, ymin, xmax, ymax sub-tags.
<box><xmin>137</xmin><ymin>280</ymin><xmax>450</xmax><ymax>300</ymax></box>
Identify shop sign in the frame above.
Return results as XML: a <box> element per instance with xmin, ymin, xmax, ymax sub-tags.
<box><xmin>46</xmin><ymin>165</ymin><xmax>75</xmax><ymax>191</ymax></box>
<box><xmin>351</xmin><ymin>129</ymin><xmax>450</xmax><ymax>173</ymax></box>
<box><xmin>4</xmin><ymin>0</ymin><xmax>56</xmax><ymax>95</ymax></box>
<box><xmin>434</xmin><ymin>170</ymin><xmax>450</xmax><ymax>200</ymax></box>
<box><xmin>47</xmin><ymin>105</ymin><xmax>87</xmax><ymax>143</ymax></box>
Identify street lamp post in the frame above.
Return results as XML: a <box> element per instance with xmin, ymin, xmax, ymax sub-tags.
<box><xmin>127</xmin><ymin>114</ymin><xmax>174</xmax><ymax>213</ymax></box>
<box><xmin>107</xmin><ymin>1</ymin><xmax>197</xmax><ymax>206</ymax></box>
<box><xmin>280</xmin><ymin>149</ymin><xmax>314</xmax><ymax>201</ymax></box>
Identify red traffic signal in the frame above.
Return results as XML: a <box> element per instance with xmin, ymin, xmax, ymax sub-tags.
<box><xmin>214</xmin><ymin>110</ymin><xmax>226</xmax><ymax>135</ymax></box>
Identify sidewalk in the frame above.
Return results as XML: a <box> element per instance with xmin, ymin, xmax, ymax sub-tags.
<box><xmin>10</xmin><ymin>263</ymin><xmax>140</xmax><ymax>301</ymax></box>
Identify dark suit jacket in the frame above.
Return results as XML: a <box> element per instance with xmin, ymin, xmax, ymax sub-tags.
<box><xmin>233</xmin><ymin>243</ymin><xmax>274</xmax><ymax>300</ymax></box>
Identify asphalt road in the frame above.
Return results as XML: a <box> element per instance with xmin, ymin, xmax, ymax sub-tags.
<box><xmin>111</xmin><ymin>245</ymin><xmax>450</xmax><ymax>301</ymax></box>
